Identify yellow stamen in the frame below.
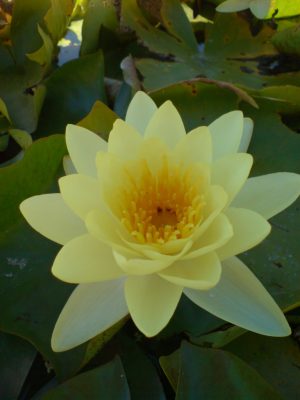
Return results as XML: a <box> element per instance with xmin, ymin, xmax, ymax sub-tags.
<box><xmin>120</xmin><ymin>155</ymin><xmax>206</xmax><ymax>244</ymax></box>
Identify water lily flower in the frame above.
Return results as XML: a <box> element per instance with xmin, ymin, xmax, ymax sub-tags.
<box><xmin>20</xmin><ymin>91</ymin><xmax>300</xmax><ymax>351</ymax></box>
<box><xmin>216</xmin><ymin>0</ymin><xmax>272</xmax><ymax>19</ymax></box>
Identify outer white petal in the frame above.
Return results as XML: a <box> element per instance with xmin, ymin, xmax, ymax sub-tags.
<box><xmin>125</xmin><ymin>275</ymin><xmax>182</xmax><ymax>337</ymax></box>
<box><xmin>212</xmin><ymin>153</ymin><xmax>253</xmax><ymax>205</ymax></box>
<box><xmin>217</xmin><ymin>207</ymin><xmax>271</xmax><ymax>260</ymax></box>
<box><xmin>51</xmin><ymin>279</ymin><xmax>128</xmax><ymax>352</ymax></box>
<box><xmin>250</xmin><ymin>0</ymin><xmax>271</xmax><ymax>19</ymax></box>
<box><xmin>66</xmin><ymin>124</ymin><xmax>107</xmax><ymax>177</ymax></box>
<box><xmin>216</xmin><ymin>0</ymin><xmax>251</xmax><ymax>12</ymax></box>
<box><xmin>59</xmin><ymin>174</ymin><xmax>102</xmax><ymax>220</ymax></box>
<box><xmin>184</xmin><ymin>257</ymin><xmax>291</xmax><ymax>337</ymax></box>
<box><xmin>239</xmin><ymin>117</ymin><xmax>253</xmax><ymax>152</ymax></box>
<box><xmin>159</xmin><ymin>252</ymin><xmax>222</xmax><ymax>290</ymax></box>
<box><xmin>125</xmin><ymin>91</ymin><xmax>157</xmax><ymax>135</ymax></box>
<box><xmin>20</xmin><ymin>194</ymin><xmax>86</xmax><ymax>245</ymax></box>
<box><xmin>52</xmin><ymin>234</ymin><xmax>124</xmax><ymax>283</ymax></box>
<box><xmin>232</xmin><ymin>173</ymin><xmax>300</xmax><ymax>220</ymax></box>
<box><xmin>209</xmin><ymin>111</ymin><xmax>244</xmax><ymax>160</ymax></box>
<box><xmin>144</xmin><ymin>101</ymin><xmax>186</xmax><ymax>148</ymax></box>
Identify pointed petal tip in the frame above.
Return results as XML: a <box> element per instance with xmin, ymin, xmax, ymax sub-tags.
<box><xmin>271</xmin><ymin>321</ymin><xmax>291</xmax><ymax>337</ymax></box>
<box><xmin>51</xmin><ymin>336</ymin><xmax>69</xmax><ymax>353</ymax></box>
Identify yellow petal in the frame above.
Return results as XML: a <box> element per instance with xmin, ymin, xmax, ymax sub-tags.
<box><xmin>239</xmin><ymin>117</ymin><xmax>253</xmax><ymax>152</ymax></box>
<box><xmin>138</xmin><ymin>137</ymin><xmax>170</xmax><ymax>176</ymax></box>
<box><xmin>184</xmin><ymin>256</ymin><xmax>290</xmax><ymax>336</ymax></box>
<box><xmin>232</xmin><ymin>173</ymin><xmax>300</xmax><ymax>220</ymax></box>
<box><xmin>125</xmin><ymin>275</ymin><xmax>182</xmax><ymax>336</ymax></box>
<box><xmin>52</xmin><ymin>234</ymin><xmax>124</xmax><ymax>283</ymax></box>
<box><xmin>212</xmin><ymin>153</ymin><xmax>253</xmax><ymax>205</ymax></box>
<box><xmin>59</xmin><ymin>174</ymin><xmax>102</xmax><ymax>220</ymax></box>
<box><xmin>108</xmin><ymin>119</ymin><xmax>143</xmax><ymax>160</ymax></box>
<box><xmin>159</xmin><ymin>252</ymin><xmax>221</xmax><ymax>290</ymax></box>
<box><xmin>216</xmin><ymin>0</ymin><xmax>250</xmax><ymax>12</ymax></box>
<box><xmin>250</xmin><ymin>0</ymin><xmax>271</xmax><ymax>18</ymax></box>
<box><xmin>209</xmin><ymin>111</ymin><xmax>244</xmax><ymax>160</ymax></box>
<box><xmin>20</xmin><ymin>194</ymin><xmax>86</xmax><ymax>245</ymax></box>
<box><xmin>144</xmin><ymin>101</ymin><xmax>186</xmax><ymax>148</ymax></box>
<box><xmin>86</xmin><ymin>209</ymin><xmax>137</xmax><ymax>255</ymax></box>
<box><xmin>174</xmin><ymin>126</ymin><xmax>212</xmax><ymax>164</ymax></box>
<box><xmin>217</xmin><ymin>207</ymin><xmax>271</xmax><ymax>260</ymax></box>
<box><xmin>51</xmin><ymin>279</ymin><xmax>128</xmax><ymax>351</ymax></box>
<box><xmin>113</xmin><ymin>251</ymin><xmax>173</xmax><ymax>275</ymax></box>
<box><xmin>184</xmin><ymin>214</ymin><xmax>233</xmax><ymax>259</ymax></box>
<box><xmin>66</xmin><ymin>124</ymin><xmax>107</xmax><ymax>177</ymax></box>
<box><xmin>192</xmin><ymin>185</ymin><xmax>228</xmax><ymax>242</ymax></box>
<box><xmin>129</xmin><ymin>240</ymin><xmax>192</xmax><ymax>262</ymax></box>
<box><xmin>96</xmin><ymin>152</ymin><xmax>129</xmax><ymax>215</ymax></box>
<box><xmin>125</xmin><ymin>91</ymin><xmax>157</xmax><ymax>134</ymax></box>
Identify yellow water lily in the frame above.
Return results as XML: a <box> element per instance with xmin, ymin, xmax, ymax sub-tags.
<box><xmin>20</xmin><ymin>92</ymin><xmax>300</xmax><ymax>352</ymax></box>
<box><xmin>216</xmin><ymin>0</ymin><xmax>271</xmax><ymax>18</ymax></box>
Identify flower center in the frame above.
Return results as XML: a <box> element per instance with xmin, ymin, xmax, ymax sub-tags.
<box><xmin>120</xmin><ymin>156</ymin><xmax>206</xmax><ymax>244</ymax></box>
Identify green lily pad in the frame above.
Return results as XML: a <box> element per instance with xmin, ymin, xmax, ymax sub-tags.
<box><xmin>225</xmin><ymin>334</ymin><xmax>300</xmax><ymax>400</ymax></box>
<box><xmin>0</xmin><ymin>64</ymin><xmax>45</xmax><ymax>133</ymax></box>
<box><xmin>36</xmin><ymin>51</ymin><xmax>106</xmax><ymax>136</ymax></box>
<box><xmin>44</xmin><ymin>0</ymin><xmax>71</xmax><ymax>43</ymax></box>
<box><xmin>80</xmin><ymin>0</ymin><xmax>118</xmax><ymax>56</ymax></box>
<box><xmin>125</xmin><ymin>5</ymin><xmax>300</xmax><ymax>91</ymax></box>
<box><xmin>78</xmin><ymin>100</ymin><xmax>118</xmax><ymax>141</ymax></box>
<box><xmin>160</xmin><ymin>341</ymin><xmax>282</xmax><ymax>399</ymax></box>
<box><xmin>26</xmin><ymin>25</ymin><xmax>54</xmax><ymax>66</ymax></box>
<box><xmin>10</xmin><ymin>0</ymin><xmax>51</xmax><ymax>64</ymax></box>
<box><xmin>0</xmin><ymin>332</ymin><xmax>36</xmax><ymax>400</ymax></box>
<box><xmin>42</xmin><ymin>356</ymin><xmax>130</xmax><ymax>399</ymax></box>
<box><xmin>118</xmin><ymin>333</ymin><xmax>166</xmax><ymax>399</ymax></box>
<box><xmin>272</xmin><ymin>23</ymin><xmax>300</xmax><ymax>57</ymax></box>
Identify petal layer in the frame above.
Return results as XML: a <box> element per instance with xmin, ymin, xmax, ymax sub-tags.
<box><xmin>86</xmin><ymin>209</ymin><xmax>136</xmax><ymax>255</ymax></box>
<box><xmin>144</xmin><ymin>101</ymin><xmax>186</xmax><ymax>148</ymax></box>
<box><xmin>66</xmin><ymin>124</ymin><xmax>107</xmax><ymax>177</ymax></box>
<box><xmin>159</xmin><ymin>252</ymin><xmax>221</xmax><ymax>290</ymax></box>
<box><xmin>185</xmin><ymin>213</ymin><xmax>233</xmax><ymax>259</ymax></box>
<box><xmin>209</xmin><ymin>111</ymin><xmax>244</xmax><ymax>160</ymax></box>
<box><xmin>239</xmin><ymin>117</ymin><xmax>253</xmax><ymax>152</ymax></box>
<box><xmin>113</xmin><ymin>251</ymin><xmax>173</xmax><ymax>275</ymax></box>
<box><xmin>108</xmin><ymin>119</ymin><xmax>142</xmax><ymax>160</ymax></box>
<box><xmin>59</xmin><ymin>174</ymin><xmax>102</xmax><ymax>220</ymax></box>
<box><xmin>217</xmin><ymin>207</ymin><xmax>271</xmax><ymax>260</ymax></box>
<box><xmin>125</xmin><ymin>275</ymin><xmax>182</xmax><ymax>336</ymax></box>
<box><xmin>174</xmin><ymin>126</ymin><xmax>212</xmax><ymax>164</ymax></box>
<box><xmin>184</xmin><ymin>256</ymin><xmax>291</xmax><ymax>336</ymax></box>
<box><xmin>52</xmin><ymin>234</ymin><xmax>124</xmax><ymax>283</ymax></box>
<box><xmin>125</xmin><ymin>91</ymin><xmax>157</xmax><ymax>134</ymax></box>
<box><xmin>232</xmin><ymin>173</ymin><xmax>300</xmax><ymax>220</ymax></box>
<box><xmin>212</xmin><ymin>153</ymin><xmax>253</xmax><ymax>204</ymax></box>
<box><xmin>20</xmin><ymin>194</ymin><xmax>85</xmax><ymax>245</ymax></box>
<box><xmin>51</xmin><ymin>279</ymin><xmax>128</xmax><ymax>351</ymax></box>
